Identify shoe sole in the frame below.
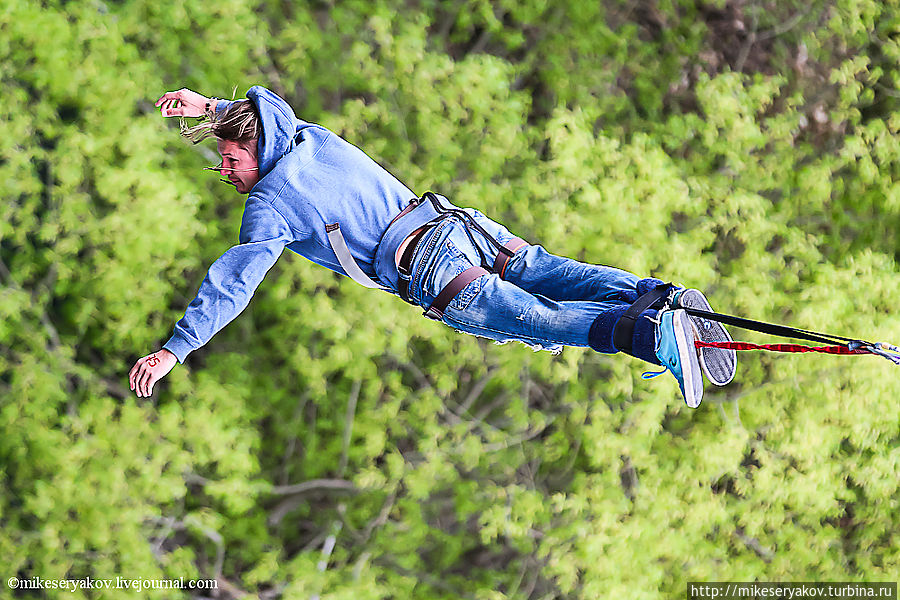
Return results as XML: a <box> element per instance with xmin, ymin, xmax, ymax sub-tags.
<box><xmin>672</xmin><ymin>310</ymin><xmax>703</xmax><ymax>408</ymax></box>
<box><xmin>676</xmin><ymin>289</ymin><xmax>737</xmax><ymax>386</ymax></box>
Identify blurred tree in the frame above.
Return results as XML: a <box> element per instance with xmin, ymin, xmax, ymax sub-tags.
<box><xmin>1</xmin><ymin>0</ymin><xmax>898</xmax><ymax>598</ymax></box>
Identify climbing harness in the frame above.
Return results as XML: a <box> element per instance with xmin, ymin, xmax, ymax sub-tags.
<box><xmin>615</xmin><ymin>284</ymin><xmax>900</xmax><ymax>366</ymax></box>
<box><xmin>326</xmin><ymin>191</ymin><xmax>528</xmax><ymax>320</ymax></box>
<box><xmin>395</xmin><ymin>192</ymin><xmax>527</xmax><ymax>321</ymax></box>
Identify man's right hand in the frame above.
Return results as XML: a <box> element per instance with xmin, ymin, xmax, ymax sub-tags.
<box><xmin>129</xmin><ymin>349</ymin><xmax>178</xmax><ymax>398</ymax></box>
<box><xmin>155</xmin><ymin>89</ymin><xmax>213</xmax><ymax>118</ymax></box>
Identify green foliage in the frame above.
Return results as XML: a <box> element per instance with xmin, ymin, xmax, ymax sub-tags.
<box><xmin>2</xmin><ymin>0</ymin><xmax>899</xmax><ymax>598</ymax></box>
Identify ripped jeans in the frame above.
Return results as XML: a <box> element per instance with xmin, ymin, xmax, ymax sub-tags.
<box><xmin>403</xmin><ymin>208</ymin><xmax>665</xmax><ymax>365</ymax></box>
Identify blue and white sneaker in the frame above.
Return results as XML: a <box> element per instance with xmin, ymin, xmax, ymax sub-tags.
<box><xmin>671</xmin><ymin>289</ymin><xmax>737</xmax><ymax>386</ymax></box>
<box><xmin>650</xmin><ymin>308</ymin><xmax>704</xmax><ymax>408</ymax></box>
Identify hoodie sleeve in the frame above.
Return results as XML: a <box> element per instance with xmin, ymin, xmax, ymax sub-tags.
<box><xmin>163</xmin><ymin>196</ymin><xmax>294</xmax><ymax>364</ymax></box>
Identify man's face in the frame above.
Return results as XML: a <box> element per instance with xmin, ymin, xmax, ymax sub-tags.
<box><xmin>217</xmin><ymin>139</ymin><xmax>261</xmax><ymax>194</ymax></box>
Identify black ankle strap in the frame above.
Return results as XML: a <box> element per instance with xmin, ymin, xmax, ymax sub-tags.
<box><xmin>612</xmin><ymin>283</ymin><xmax>673</xmax><ymax>355</ymax></box>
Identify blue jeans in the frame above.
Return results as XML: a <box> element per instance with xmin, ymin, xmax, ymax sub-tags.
<box><xmin>404</xmin><ymin>209</ymin><xmax>664</xmax><ymax>364</ymax></box>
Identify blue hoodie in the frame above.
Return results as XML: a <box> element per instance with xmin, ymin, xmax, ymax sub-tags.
<box><xmin>163</xmin><ymin>86</ymin><xmax>416</xmax><ymax>363</ymax></box>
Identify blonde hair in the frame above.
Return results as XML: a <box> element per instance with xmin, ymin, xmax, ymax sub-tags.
<box><xmin>181</xmin><ymin>100</ymin><xmax>260</xmax><ymax>152</ymax></box>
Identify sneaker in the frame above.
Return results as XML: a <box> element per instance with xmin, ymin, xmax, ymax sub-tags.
<box><xmin>650</xmin><ymin>308</ymin><xmax>704</xmax><ymax>408</ymax></box>
<box><xmin>671</xmin><ymin>289</ymin><xmax>737</xmax><ymax>386</ymax></box>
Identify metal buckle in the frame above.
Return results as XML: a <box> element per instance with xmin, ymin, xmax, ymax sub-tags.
<box><xmin>423</xmin><ymin>307</ymin><xmax>443</xmax><ymax>321</ymax></box>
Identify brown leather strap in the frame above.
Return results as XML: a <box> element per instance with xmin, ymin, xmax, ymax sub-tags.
<box><xmin>423</xmin><ymin>266</ymin><xmax>489</xmax><ymax>320</ymax></box>
<box><xmin>398</xmin><ymin>228</ymin><xmax>429</xmax><ymax>275</ymax></box>
<box><xmin>387</xmin><ymin>198</ymin><xmax>420</xmax><ymax>229</ymax></box>
<box><xmin>491</xmin><ymin>237</ymin><xmax>528</xmax><ymax>279</ymax></box>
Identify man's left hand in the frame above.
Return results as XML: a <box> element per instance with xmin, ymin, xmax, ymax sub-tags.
<box><xmin>155</xmin><ymin>88</ymin><xmax>212</xmax><ymax>118</ymax></box>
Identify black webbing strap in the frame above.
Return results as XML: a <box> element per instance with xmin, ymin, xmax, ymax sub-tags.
<box><xmin>397</xmin><ymin>227</ymin><xmax>430</xmax><ymax>303</ymax></box>
<box><xmin>423</xmin><ymin>266</ymin><xmax>489</xmax><ymax>321</ymax></box>
<box><xmin>681</xmin><ymin>308</ymin><xmax>871</xmax><ymax>347</ymax></box>
<box><xmin>423</xmin><ymin>192</ymin><xmax>514</xmax><ymax>265</ymax></box>
<box><xmin>612</xmin><ymin>283</ymin><xmax>673</xmax><ymax>355</ymax></box>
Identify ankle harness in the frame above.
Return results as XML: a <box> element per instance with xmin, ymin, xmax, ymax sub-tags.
<box><xmin>611</xmin><ymin>283</ymin><xmax>674</xmax><ymax>356</ymax></box>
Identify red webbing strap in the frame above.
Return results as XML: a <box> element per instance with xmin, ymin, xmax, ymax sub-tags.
<box><xmin>491</xmin><ymin>237</ymin><xmax>528</xmax><ymax>279</ymax></box>
<box><xmin>695</xmin><ymin>340</ymin><xmax>872</xmax><ymax>356</ymax></box>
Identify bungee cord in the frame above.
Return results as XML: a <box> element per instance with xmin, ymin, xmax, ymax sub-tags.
<box><xmin>683</xmin><ymin>307</ymin><xmax>900</xmax><ymax>366</ymax></box>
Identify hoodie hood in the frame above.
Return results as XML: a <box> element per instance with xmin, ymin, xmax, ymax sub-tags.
<box><xmin>246</xmin><ymin>86</ymin><xmax>303</xmax><ymax>178</ymax></box>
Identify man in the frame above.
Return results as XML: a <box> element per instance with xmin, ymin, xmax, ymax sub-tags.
<box><xmin>129</xmin><ymin>86</ymin><xmax>737</xmax><ymax>407</ymax></box>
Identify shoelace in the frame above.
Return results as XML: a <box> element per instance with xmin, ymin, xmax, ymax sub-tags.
<box><xmin>641</xmin><ymin>368</ymin><xmax>667</xmax><ymax>380</ymax></box>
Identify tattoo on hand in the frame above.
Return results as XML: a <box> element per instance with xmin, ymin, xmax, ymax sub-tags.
<box><xmin>147</xmin><ymin>355</ymin><xmax>160</xmax><ymax>367</ymax></box>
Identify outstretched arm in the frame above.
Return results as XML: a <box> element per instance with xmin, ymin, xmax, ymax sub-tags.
<box><xmin>127</xmin><ymin>197</ymin><xmax>295</xmax><ymax>398</ymax></box>
<box><xmin>155</xmin><ymin>88</ymin><xmax>216</xmax><ymax>118</ymax></box>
